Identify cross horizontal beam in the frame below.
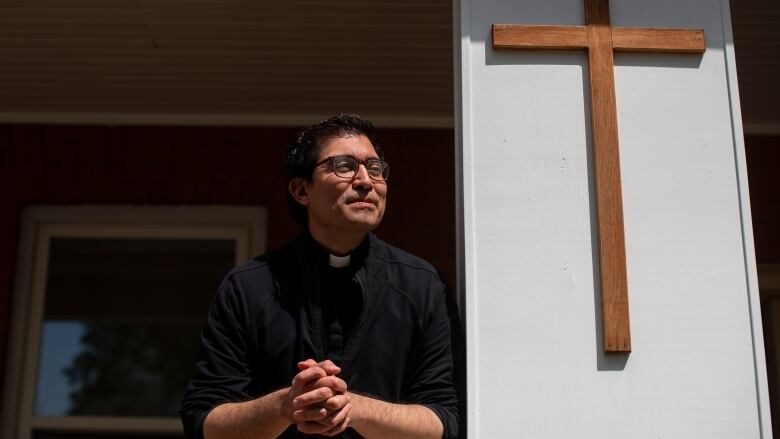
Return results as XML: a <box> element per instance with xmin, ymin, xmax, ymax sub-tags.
<box><xmin>492</xmin><ymin>25</ymin><xmax>589</xmax><ymax>50</ymax></box>
<box><xmin>612</xmin><ymin>28</ymin><xmax>705</xmax><ymax>53</ymax></box>
<box><xmin>493</xmin><ymin>24</ymin><xmax>705</xmax><ymax>53</ymax></box>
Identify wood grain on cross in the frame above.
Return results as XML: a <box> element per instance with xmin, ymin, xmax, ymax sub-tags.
<box><xmin>493</xmin><ymin>0</ymin><xmax>705</xmax><ymax>353</ymax></box>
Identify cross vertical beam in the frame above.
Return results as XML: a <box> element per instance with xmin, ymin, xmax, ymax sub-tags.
<box><xmin>585</xmin><ymin>0</ymin><xmax>630</xmax><ymax>353</ymax></box>
<box><xmin>492</xmin><ymin>0</ymin><xmax>705</xmax><ymax>353</ymax></box>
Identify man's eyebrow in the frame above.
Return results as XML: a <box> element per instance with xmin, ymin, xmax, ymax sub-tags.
<box><xmin>335</xmin><ymin>154</ymin><xmax>382</xmax><ymax>161</ymax></box>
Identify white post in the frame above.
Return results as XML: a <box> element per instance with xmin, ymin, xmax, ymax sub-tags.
<box><xmin>455</xmin><ymin>0</ymin><xmax>771</xmax><ymax>437</ymax></box>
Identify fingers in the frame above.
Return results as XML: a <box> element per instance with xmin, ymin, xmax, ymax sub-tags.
<box><xmin>292</xmin><ymin>396</ymin><xmax>350</xmax><ymax>421</ymax></box>
<box><xmin>295</xmin><ymin>376</ymin><xmax>348</xmax><ymax>407</ymax></box>
<box><xmin>317</xmin><ymin>359</ymin><xmax>341</xmax><ymax>375</ymax></box>
<box><xmin>319</xmin><ymin>393</ymin><xmax>350</xmax><ymax>411</ymax></box>
<box><xmin>298</xmin><ymin>359</ymin><xmax>341</xmax><ymax>376</ymax></box>
<box><xmin>309</xmin><ymin>375</ymin><xmax>347</xmax><ymax>394</ymax></box>
<box><xmin>292</xmin><ymin>406</ymin><xmax>328</xmax><ymax>422</ymax></box>
<box><xmin>284</xmin><ymin>370</ymin><xmax>321</xmax><ymax>421</ymax></box>
<box><xmin>293</xmin><ymin>387</ymin><xmax>335</xmax><ymax>410</ymax></box>
<box><xmin>297</xmin><ymin>359</ymin><xmax>317</xmax><ymax>370</ymax></box>
<box><xmin>291</xmin><ymin>366</ymin><xmax>326</xmax><ymax>390</ymax></box>
<box><xmin>291</xmin><ymin>358</ymin><xmax>349</xmax><ymax>436</ymax></box>
<box><xmin>317</xmin><ymin>403</ymin><xmax>352</xmax><ymax>429</ymax></box>
<box><xmin>323</xmin><ymin>416</ymin><xmax>351</xmax><ymax>437</ymax></box>
<box><xmin>296</xmin><ymin>405</ymin><xmax>352</xmax><ymax>436</ymax></box>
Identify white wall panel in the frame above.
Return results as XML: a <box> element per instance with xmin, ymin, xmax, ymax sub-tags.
<box><xmin>457</xmin><ymin>0</ymin><xmax>769</xmax><ymax>437</ymax></box>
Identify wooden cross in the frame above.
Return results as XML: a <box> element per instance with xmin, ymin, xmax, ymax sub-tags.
<box><xmin>493</xmin><ymin>0</ymin><xmax>705</xmax><ymax>353</ymax></box>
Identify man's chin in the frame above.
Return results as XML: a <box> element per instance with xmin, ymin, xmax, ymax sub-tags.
<box><xmin>344</xmin><ymin>213</ymin><xmax>382</xmax><ymax>231</ymax></box>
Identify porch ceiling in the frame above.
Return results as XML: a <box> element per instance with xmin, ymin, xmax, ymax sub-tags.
<box><xmin>0</xmin><ymin>0</ymin><xmax>775</xmax><ymax>132</ymax></box>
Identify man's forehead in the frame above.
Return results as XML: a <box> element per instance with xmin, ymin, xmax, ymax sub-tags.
<box><xmin>317</xmin><ymin>134</ymin><xmax>379</xmax><ymax>159</ymax></box>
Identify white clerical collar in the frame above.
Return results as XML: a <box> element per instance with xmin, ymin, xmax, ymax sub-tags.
<box><xmin>329</xmin><ymin>253</ymin><xmax>351</xmax><ymax>268</ymax></box>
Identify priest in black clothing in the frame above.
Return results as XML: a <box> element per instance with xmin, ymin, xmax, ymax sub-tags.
<box><xmin>180</xmin><ymin>114</ymin><xmax>462</xmax><ymax>439</ymax></box>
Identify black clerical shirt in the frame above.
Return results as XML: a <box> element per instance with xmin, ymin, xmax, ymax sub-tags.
<box><xmin>180</xmin><ymin>232</ymin><xmax>462</xmax><ymax>439</ymax></box>
<box><xmin>321</xmin><ymin>262</ymin><xmax>362</xmax><ymax>366</ymax></box>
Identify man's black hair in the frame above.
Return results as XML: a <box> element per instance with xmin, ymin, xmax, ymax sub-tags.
<box><xmin>283</xmin><ymin>114</ymin><xmax>384</xmax><ymax>226</ymax></box>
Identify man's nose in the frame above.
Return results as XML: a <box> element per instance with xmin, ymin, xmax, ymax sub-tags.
<box><xmin>352</xmin><ymin>164</ymin><xmax>373</xmax><ymax>190</ymax></box>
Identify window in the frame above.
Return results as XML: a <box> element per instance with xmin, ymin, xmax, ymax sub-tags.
<box><xmin>1</xmin><ymin>206</ymin><xmax>267</xmax><ymax>439</ymax></box>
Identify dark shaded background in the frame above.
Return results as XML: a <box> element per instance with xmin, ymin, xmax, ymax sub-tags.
<box><xmin>0</xmin><ymin>124</ymin><xmax>457</xmax><ymax>403</ymax></box>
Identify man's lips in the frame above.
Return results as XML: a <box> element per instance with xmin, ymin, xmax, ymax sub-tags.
<box><xmin>347</xmin><ymin>198</ymin><xmax>377</xmax><ymax>207</ymax></box>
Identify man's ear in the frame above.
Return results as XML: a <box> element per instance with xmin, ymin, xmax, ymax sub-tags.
<box><xmin>288</xmin><ymin>178</ymin><xmax>310</xmax><ymax>206</ymax></box>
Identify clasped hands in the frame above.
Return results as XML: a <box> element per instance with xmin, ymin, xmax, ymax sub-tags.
<box><xmin>283</xmin><ymin>359</ymin><xmax>352</xmax><ymax>436</ymax></box>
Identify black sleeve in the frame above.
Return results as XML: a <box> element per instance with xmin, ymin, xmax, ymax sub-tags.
<box><xmin>407</xmin><ymin>280</ymin><xmax>464</xmax><ymax>439</ymax></box>
<box><xmin>179</xmin><ymin>277</ymin><xmax>254</xmax><ymax>439</ymax></box>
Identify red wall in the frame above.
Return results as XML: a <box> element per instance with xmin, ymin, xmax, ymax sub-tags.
<box><xmin>0</xmin><ymin>124</ymin><xmax>456</xmax><ymax>407</ymax></box>
<box><xmin>746</xmin><ymin>136</ymin><xmax>780</xmax><ymax>264</ymax></box>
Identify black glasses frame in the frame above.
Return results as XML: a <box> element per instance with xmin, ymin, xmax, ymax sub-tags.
<box><xmin>314</xmin><ymin>155</ymin><xmax>390</xmax><ymax>181</ymax></box>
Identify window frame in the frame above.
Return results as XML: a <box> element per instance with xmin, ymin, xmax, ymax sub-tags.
<box><xmin>1</xmin><ymin>205</ymin><xmax>267</xmax><ymax>439</ymax></box>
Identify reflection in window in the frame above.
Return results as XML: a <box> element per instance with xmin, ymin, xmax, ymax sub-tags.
<box><xmin>35</xmin><ymin>238</ymin><xmax>235</xmax><ymax>418</ymax></box>
<box><xmin>36</xmin><ymin>321</ymin><xmax>86</xmax><ymax>415</ymax></box>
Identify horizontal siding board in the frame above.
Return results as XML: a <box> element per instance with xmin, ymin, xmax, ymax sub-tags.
<box><xmin>0</xmin><ymin>0</ymin><xmax>453</xmax><ymax>126</ymax></box>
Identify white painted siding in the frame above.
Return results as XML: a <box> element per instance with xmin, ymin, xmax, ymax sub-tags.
<box><xmin>456</xmin><ymin>0</ymin><xmax>769</xmax><ymax>437</ymax></box>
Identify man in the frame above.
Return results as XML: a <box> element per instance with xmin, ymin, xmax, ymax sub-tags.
<box><xmin>180</xmin><ymin>114</ymin><xmax>462</xmax><ymax>438</ymax></box>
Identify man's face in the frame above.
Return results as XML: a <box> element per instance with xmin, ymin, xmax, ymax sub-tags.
<box><xmin>302</xmin><ymin>134</ymin><xmax>387</xmax><ymax>236</ymax></box>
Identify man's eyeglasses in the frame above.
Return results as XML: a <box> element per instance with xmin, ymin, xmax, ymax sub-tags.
<box><xmin>315</xmin><ymin>155</ymin><xmax>390</xmax><ymax>182</ymax></box>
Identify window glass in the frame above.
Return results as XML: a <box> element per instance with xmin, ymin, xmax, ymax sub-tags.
<box><xmin>34</xmin><ymin>238</ymin><xmax>235</xmax><ymax>418</ymax></box>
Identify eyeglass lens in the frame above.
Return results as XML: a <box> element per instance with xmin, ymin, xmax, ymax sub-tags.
<box><xmin>332</xmin><ymin>156</ymin><xmax>389</xmax><ymax>181</ymax></box>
